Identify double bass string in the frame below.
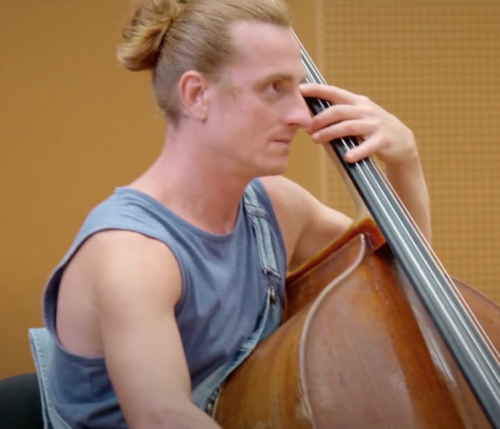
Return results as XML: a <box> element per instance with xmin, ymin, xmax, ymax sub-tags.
<box><xmin>294</xmin><ymin>32</ymin><xmax>493</xmax><ymax>354</ymax></box>
<box><xmin>293</xmin><ymin>31</ymin><xmax>500</xmax><ymax>427</ymax></box>
<box><xmin>297</xmin><ymin>38</ymin><xmax>448</xmax><ymax>290</ymax></box>
<box><xmin>298</xmin><ymin>31</ymin><xmax>500</xmax><ymax>399</ymax></box>
<box><xmin>374</xmin><ymin>165</ymin><xmax>500</xmax><ymax>367</ymax></box>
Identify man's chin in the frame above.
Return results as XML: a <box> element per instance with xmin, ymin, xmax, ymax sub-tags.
<box><xmin>257</xmin><ymin>161</ymin><xmax>288</xmax><ymax>178</ymax></box>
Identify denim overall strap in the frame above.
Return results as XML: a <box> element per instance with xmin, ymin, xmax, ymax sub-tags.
<box><xmin>28</xmin><ymin>328</ymin><xmax>72</xmax><ymax>429</ymax></box>
<box><xmin>191</xmin><ymin>182</ymin><xmax>283</xmax><ymax>414</ymax></box>
<box><xmin>242</xmin><ymin>182</ymin><xmax>282</xmax><ymax>339</ymax></box>
<box><xmin>243</xmin><ymin>183</ymin><xmax>281</xmax><ymax>280</ymax></box>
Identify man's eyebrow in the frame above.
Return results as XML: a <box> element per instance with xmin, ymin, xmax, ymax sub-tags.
<box><xmin>268</xmin><ymin>72</ymin><xmax>293</xmax><ymax>82</ymax></box>
<box><xmin>256</xmin><ymin>72</ymin><xmax>306</xmax><ymax>85</ymax></box>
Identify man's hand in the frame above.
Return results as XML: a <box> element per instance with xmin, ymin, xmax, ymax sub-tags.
<box><xmin>298</xmin><ymin>83</ymin><xmax>432</xmax><ymax>243</ymax></box>
<box><xmin>299</xmin><ymin>83</ymin><xmax>418</xmax><ymax>166</ymax></box>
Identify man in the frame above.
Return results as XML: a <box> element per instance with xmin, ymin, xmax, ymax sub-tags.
<box><xmin>25</xmin><ymin>0</ymin><xmax>431</xmax><ymax>428</ymax></box>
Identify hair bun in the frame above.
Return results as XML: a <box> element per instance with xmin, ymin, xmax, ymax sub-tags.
<box><xmin>117</xmin><ymin>0</ymin><xmax>184</xmax><ymax>72</ymax></box>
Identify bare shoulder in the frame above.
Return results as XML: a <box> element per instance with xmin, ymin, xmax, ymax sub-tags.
<box><xmin>259</xmin><ymin>175</ymin><xmax>352</xmax><ymax>270</ymax></box>
<box><xmin>259</xmin><ymin>174</ymin><xmax>319</xmax><ymax>210</ymax></box>
<box><xmin>86</xmin><ymin>230</ymin><xmax>183</xmax><ymax>308</ymax></box>
<box><xmin>57</xmin><ymin>229</ymin><xmax>182</xmax><ymax>358</ymax></box>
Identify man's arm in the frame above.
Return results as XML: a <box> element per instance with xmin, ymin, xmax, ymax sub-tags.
<box><xmin>384</xmin><ymin>156</ymin><xmax>432</xmax><ymax>243</ymax></box>
<box><xmin>91</xmin><ymin>230</ymin><xmax>221</xmax><ymax>429</ymax></box>
<box><xmin>261</xmin><ymin>175</ymin><xmax>352</xmax><ymax>272</ymax></box>
<box><xmin>262</xmin><ymin>160</ymin><xmax>430</xmax><ymax>273</ymax></box>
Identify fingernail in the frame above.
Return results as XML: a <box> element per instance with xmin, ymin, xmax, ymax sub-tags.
<box><xmin>344</xmin><ymin>151</ymin><xmax>352</xmax><ymax>160</ymax></box>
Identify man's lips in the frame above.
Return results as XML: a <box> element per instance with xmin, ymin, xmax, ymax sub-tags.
<box><xmin>271</xmin><ymin>138</ymin><xmax>293</xmax><ymax>144</ymax></box>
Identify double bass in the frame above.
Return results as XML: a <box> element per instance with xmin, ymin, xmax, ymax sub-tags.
<box><xmin>213</xmin><ymin>32</ymin><xmax>500</xmax><ymax>429</ymax></box>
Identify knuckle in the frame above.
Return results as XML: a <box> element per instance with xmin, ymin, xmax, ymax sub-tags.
<box><xmin>342</xmin><ymin>122</ymin><xmax>357</xmax><ymax>135</ymax></box>
<box><xmin>358</xmin><ymin>95</ymin><xmax>371</xmax><ymax>104</ymax></box>
<box><xmin>359</xmin><ymin>105</ymin><xmax>374</xmax><ymax>116</ymax></box>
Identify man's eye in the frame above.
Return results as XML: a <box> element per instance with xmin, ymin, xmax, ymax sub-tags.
<box><xmin>270</xmin><ymin>82</ymin><xmax>281</xmax><ymax>92</ymax></box>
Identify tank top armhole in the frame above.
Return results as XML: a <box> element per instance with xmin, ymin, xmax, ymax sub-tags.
<box><xmin>102</xmin><ymin>225</ymin><xmax>191</xmax><ymax>315</ymax></box>
<box><xmin>44</xmin><ymin>225</ymin><xmax>190</xmax><ymax>328</ymax></box>
<box><xmin>120</xmin><ymin>226</ymin><xmax>191</xmax><ymax>315</ymax></box>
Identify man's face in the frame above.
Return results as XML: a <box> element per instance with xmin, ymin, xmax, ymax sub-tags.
<box><xmin>204</xmin><ymin>20</ymin><xmax>312</xmax><ymax>178</ymax></box>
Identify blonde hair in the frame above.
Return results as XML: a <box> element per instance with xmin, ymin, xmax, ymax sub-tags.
<box><xmin>117</xmin><ymin>0</ymin><xmax>291</xmax><ymax>123</ymax></box>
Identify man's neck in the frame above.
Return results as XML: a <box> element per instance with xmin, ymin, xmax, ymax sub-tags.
<box><xmin>130</xmin><ymin>128</ymin><xmax>251</xmax><ymax>235</ymax></box>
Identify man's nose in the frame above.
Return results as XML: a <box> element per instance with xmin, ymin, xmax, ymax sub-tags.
<box><xmin>287</xmin><ymin>91</ymin><xmax>313</xmax><ymax>129</ymax></box>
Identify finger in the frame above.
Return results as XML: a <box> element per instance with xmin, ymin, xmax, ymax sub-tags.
<box><xmin>311</xmin><ymin>119</ymin><xmax>377</xmax><ymax>144</ymax></box>
<box><xmin>300</xmin><ymin>83</ymin><xmax>366</xmax><ymax>106</ymax></box>
<box><xmin>307</xmin><ymin>104</ymin><xmax>367</xmax><ymax>134</ymax></box>
<box><xmin>343</xmin><ymin>136</ymin><xmax>383</xmax><ymax>163</ymax></box>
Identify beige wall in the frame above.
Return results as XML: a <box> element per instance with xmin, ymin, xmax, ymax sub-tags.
<box><xmin>318</xmin><ymin>0</ymin><xmax>500</xmax><ymax>304</ymax></box>
<box><xmin>0</xmin><ymin>0</ymin><xmax>498</xmax><ymax>380</ymax></box>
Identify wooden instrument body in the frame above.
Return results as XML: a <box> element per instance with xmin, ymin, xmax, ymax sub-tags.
<box><xmin>213</xmin><ymin>221</ymin><xmax>500</xmax><ymax>428</ymax></box>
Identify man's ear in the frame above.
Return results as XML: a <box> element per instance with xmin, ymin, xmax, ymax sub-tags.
<box><xmin>177</xmin><ymin>71</ymin><xmax>209</xmax><ymax>121</ymax></box>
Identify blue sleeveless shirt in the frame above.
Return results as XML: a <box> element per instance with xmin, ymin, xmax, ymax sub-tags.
<box><xmin>33</xmin><ymin>178</ymin><xmax>287</xmax><ymax>428</ymax></box>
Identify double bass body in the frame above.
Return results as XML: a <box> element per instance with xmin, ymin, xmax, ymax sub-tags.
<box><xmin>213</xmin><ymin>220</ymin><xmax>500</xmax><ymax>428</ymax></box>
